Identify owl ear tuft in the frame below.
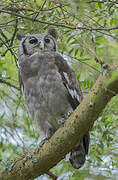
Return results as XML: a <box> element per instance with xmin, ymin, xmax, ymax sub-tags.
<box><xmin>16</xmin><ymin>34</ymin><xmax>25</xmax><ymax>41</ymax></box>
<box><xmin>47</xmin><ymin>28</ymin><xmax>57</xmax><ymax>39</ymax></box>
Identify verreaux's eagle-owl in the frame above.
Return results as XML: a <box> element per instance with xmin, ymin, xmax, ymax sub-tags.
<box><xmin>17</xmin><ymin>28</ymin><xmax>90</xmax><ymax>169</ymax></box>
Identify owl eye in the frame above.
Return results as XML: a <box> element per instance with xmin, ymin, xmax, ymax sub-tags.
<box><xmin>44</xmin><ymin>38</ymin><xmax>50</xmax><ymax>43</ymax></box>
<box><xmin>29</xmin><ymin>37</ymin><xmax>38</xmax><ymax>44</ymax></box>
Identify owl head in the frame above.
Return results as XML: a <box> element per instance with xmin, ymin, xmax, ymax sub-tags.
<box><xmin>17</xmin><ymin>28</ymin><xmax>57</xmax><ymax>56</ymax></box>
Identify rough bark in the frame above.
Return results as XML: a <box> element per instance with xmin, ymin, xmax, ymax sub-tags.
<box><xmin>0</xmin><ymin>65</ymin><xmax>118</xmax><ymax>180</ymax></box>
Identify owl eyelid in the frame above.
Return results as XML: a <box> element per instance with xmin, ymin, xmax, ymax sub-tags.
<box><xmin>29</xmin><ymin>37</ymin><xmax>38</xmax><ymax>44</ymax></box>
<box><xmin>44</xmin><ymin>38</ymin><xmax>50</xmax><ymax>43</ymax></box>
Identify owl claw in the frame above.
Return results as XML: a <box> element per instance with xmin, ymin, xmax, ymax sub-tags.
<box><xmin>36</xmin><ymin>138</ymin><xmax>49</xmax><ymax>153</ymax></box>
<box><xmin>38</xmin><ymin>138</ymin><xmax>49</xmax><ymax>149</ymax></box>
<box><xmin>58</xmin><ymin>118</ymin><xmax>66</xmax><ymax>125</ymax></box>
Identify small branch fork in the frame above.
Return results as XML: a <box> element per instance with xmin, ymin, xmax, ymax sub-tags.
<box><xmin>91</xmin><ymin>34</ymin><xmax>109</xmax><ymax>70</ymax></box>
<box><xmin>0</xmin><ymin>19</ymin><xmax>18</xmax><ymax>66</ymax></box>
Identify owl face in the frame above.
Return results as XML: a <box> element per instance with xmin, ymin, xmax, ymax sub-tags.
<box><xmin>17</xmin><ymin>28</ymin><xmax>57</xmax><ymax>56</ymax></box>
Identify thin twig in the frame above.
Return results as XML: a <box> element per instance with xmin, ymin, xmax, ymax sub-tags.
<box><xmin>0</xmin><ymin>18</ymin><xmax>20</xmax><ymax>27</ymax></box>
<box><xmin>97</xmin><ymin>30</ymin><xmax>118</xmax><ymax>41</ymax></box>
<box><xmin>46</xmin><ymin>171</ymin><xmax>58</xmax><ymax>180</ymax></box>
<box><xmin>0</xmin><ymin>39</ymin><xmax>10</xmax><ymax>47</ymax></box>
<box><xmin>0</xmin><ymin>36</ymin><xmax>18</xmax><ymax>66</ymax></box>
<box><xmin>91</xmin><ymin>34</ymin><xmax>109</xmax><ymax>70</ymax></box>
<box><xmin>0</xmin><ymin>89</ymin><xmax>16</xmax><ymax>102</ymax></box>
<box><xmin>2</xmin><ymin>4</ymin><xmax>68</xmax><ymax>13</ymax></box>
<box><xmin>68</xmin><ymin>55</ymin><xmax>101</xmax><ymax>73</ymax></box>
<box><xmin>2</xmin><ymin>19</ymin><xmax>18</xmax><ymax>55</ymax></box>
<box><xmin>10</xmin><ymin>19</ymin><xmax>18</xmax><ymax>47</ymax></box>
<box><xmin>0</xmin><ymin>29</ymin><xmax>8</xmax><ymax>42</ymax></box>
<box><xmin>33</xmin><ymin>0</ymin><xmax>47</xmax><ymax>20</ymax></box>
<box><xmin>91</xmin><ymin>34</ymin><xmax>104</xmax><ymax>66</ymax></box>
<box><xmin>1</xmin><ymin>9</ymin><xmax>118</xmax><ymax>31</ymax></box>
<box><xmin>0</xmin><ymin>78</ymin><xmax>20</xmax><ymax>90</ymax></box>
<box><xmin>88</xmin><ymin>0</ymin><xmax>118</xmax><ymax>4</ymax></box>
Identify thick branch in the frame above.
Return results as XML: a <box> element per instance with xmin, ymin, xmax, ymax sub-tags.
<box><xmin>0</xmin><ymin>65</ymin><xmax>118</xmax><ymax>180</ymax></box>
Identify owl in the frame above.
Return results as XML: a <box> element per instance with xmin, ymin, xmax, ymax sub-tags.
<box><xmin>17</xmin><ymin>28</ymin><xmax>90</xmax><ymax>169</ymax></box>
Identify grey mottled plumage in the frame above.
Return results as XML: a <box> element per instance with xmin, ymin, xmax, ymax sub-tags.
<box><xmin>18</xmin><ymin>28</ymin><xmax>90</xmax><ymax>169</ymax></box>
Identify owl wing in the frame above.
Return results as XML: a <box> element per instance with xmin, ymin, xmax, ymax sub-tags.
<box><xmin>18</xmin><ymin>69</ymin><xmax>24</xmax><ymax>95</ymax></box>
<box><xmin>54</xmin><ymin>53</ymin><xmax>83</xmax><ymax>110</ymax></box>
<box><xmin>54</xmin><ymin>53</ymin><xmax>89</xmax><ymax>158</ymax></box>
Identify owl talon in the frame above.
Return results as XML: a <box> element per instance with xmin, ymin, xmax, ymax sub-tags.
<box><xmin>39</xmin><ymin>138</ymin><xmax>49</xmax><ymax>148</ymax></box>
<box><xmin>58</xmin><ymin>118</ymin><xmax>66</xmax><ymax>125</ymax></box>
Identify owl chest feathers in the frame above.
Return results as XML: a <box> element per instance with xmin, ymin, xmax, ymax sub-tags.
<box><xmin>20</xmin><ymin>52</ymin><xmax>72</xmax><ymax>136</ymax></box>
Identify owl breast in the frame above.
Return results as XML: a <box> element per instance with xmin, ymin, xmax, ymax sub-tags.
<box><xmin>21</xmin><ymin>52</ymin><xmax>72</xmax><ymax>137</ymax></box>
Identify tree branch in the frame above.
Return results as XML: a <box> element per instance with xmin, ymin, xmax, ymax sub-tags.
<box><xmin>88</xmin><ymin>0</ymin><xmax>118</xmax><ymax>4</ymax></box>
<box><xmin>0</xmin><ymin>64</ymin><xmax>118</xmax><ymax>180</ymax></box>
<box><xmin>0</xmin><ymin>9</ymin><xmax>118</xmax><ymax>31</ymax></box>
<box><xmin>0</xmin><ymin>78</ymin><xmax>20</xmax><ymax>90</ymax></box>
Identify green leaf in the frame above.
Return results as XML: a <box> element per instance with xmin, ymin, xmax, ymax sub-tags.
<box><xmin>74</xmin><ymin>48</ymin><xmax>79</xmax><ymax>56</ymax></box>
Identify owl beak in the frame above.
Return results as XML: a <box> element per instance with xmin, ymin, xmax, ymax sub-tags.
<box><xmin>38</xmin><ymin>41</ymin><xmax>44</xmax><ymax>50</ymax></box>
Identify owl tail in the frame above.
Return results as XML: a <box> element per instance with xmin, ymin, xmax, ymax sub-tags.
<box><xmin>69</xmin><ymin>132</ymin><xmax>90</xmax><ymax>169</ymax></box>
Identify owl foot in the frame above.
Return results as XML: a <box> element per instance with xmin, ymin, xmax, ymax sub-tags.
<box><xmin>58</xmin><ymin>118</ymin><xmax>66</xmax><ymax>125</ymax></box>
<box><xmin>39</xmin><ymin>137</ymin><xmax>49</xmax><ymax>148</ymax></box>
<box><xmin>36</xmin><ymin>137</ymin><xmax>50</xmax><ymax>153</ymax></box>
<box><xmin>58</xmin><ymin>111</ymin><xmax>72</xmax><ymax>125</ymax></box>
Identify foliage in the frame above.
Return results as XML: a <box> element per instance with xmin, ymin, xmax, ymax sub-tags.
<box><xmin>0</xmin><ymin>0</ymin><xmax>118</xmax><ymax>179</ymax></box>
